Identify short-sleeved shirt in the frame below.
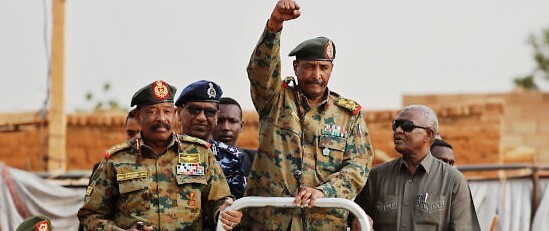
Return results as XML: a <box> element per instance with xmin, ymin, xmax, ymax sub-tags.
<box><xmin>355</xmin><ymin>153</ymin><xmax>481</xmax><ymax>231</ymax></box>
<box><xmin>243</xmin><ymin>24</ymin><xmax>374</xmax><ymax>230</ymax></box>
<box><xmin>78</xmin><ymin>134</ymin><xmax>231</xmax><ymax>230</ymax></box>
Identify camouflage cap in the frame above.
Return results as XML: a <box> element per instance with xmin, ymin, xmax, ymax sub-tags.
<box><xmin>130</xmin><ymin>80</ymin><xmax>177</xmax><ymax>107</ymax></box>
<box><xmin>289</xmin><ymin>37</ymin><xmax>336</xmax><ymax>61</ymax></box>
<box><xmin>16</xmin><ymin>215</ymin><xmax>53</xmax><ymax>231</ymax></box>
<box><xmin>175</xmin><ymin>80</ymin><xmax>223</xmax><ymax>106</ymax></box>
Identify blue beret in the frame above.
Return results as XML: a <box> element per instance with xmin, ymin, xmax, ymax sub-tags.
<box><xmin>131</xmin><ymin>80</ymin><xmax>177</xmax><ymax>107</ymax></box>
<box><xmin>175</xmin><ymin>80</ymin><xmax>223</xmax><ymax>106</ymax></box>
<box><xmin>289</xmin><ymin>37</ymin><xmax>335</xmax><ymax>61</ymax></box>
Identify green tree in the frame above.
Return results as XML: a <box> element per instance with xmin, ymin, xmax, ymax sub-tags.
<box><xmin>81</xmin><ymin>81</ymin><xmax>123</xmax><ymax>112</ymax></box>
<box><xmin>514</xmin><ymin>26</ymin><xmax>549</xmax><ymax>89</ymax></box>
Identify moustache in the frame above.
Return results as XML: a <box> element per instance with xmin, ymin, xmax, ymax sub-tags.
<box><xmin>151</xmin><ymin>123</ymin><xmax>171</xmax><ymax>131</ymax></box>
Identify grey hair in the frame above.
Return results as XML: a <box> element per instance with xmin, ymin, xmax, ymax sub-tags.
<box><xmin>399</xmin><ymin>105</ymin><xmax>439</xmax><ymax>135</ymax></box>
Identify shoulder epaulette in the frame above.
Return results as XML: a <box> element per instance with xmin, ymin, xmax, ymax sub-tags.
<box><xmin>103</xmin><ymin>141</ymin><xmax>132</xmax><ymax>159</ymax></box>
<box><xmin>335</xmin><ymin>98</ymin><xmax>362</xmax><ymax>115</ymax></box>
<box><xmin>178</xmin><ymin>134</ymin><xmax>211</xmax><ymax>149</ymax></box>
<box><xmin>281</xmin><ymin>76</ymin><xmax>296</xmax><ymax>88</ymax></box>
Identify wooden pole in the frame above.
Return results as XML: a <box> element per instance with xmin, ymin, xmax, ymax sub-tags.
<box><xmin>47</xmin><ymin>0</ymin><xmax>66</xmax><ymax>172</ymax></box>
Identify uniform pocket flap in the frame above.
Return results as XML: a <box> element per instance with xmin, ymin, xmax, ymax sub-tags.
<box><xmin>318</xmin><ymin>135</ymin><xmax>346</xmax><ymax>151</ymax></box>
<box><xmin>118</xmin><ymin>179</ymin><xmax>148</xmax><ymax>194</ymax></box>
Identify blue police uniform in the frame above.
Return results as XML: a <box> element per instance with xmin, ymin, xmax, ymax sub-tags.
<box><xmin>210</xmin><ymin>140</ymin><xmax>251</xmax><ymax>199</ymax></box>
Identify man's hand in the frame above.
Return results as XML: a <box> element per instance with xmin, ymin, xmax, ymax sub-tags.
<box><xmin>268</xmin><ymin>0</ymin><xmax>301</xmax><ymax>32</ymax></box>
<box><xmin>351</xmin><ymin>216</ymin><xmax>374</xmax><ymax>231</ymax></box>
<box><xmin>219</xmin><ymin>198</ymin><xmax>243</xmax><ymax>230</ymax></box>
<box><xmin>293</xmin><ymin>186</ymin><xmax>325</xmax><ymax>208</ymax></box>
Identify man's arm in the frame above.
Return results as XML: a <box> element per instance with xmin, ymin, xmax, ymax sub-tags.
<box><xmin>450</xmin><ymin>172</ymin><xmax>481</xmax><ymax>231</ymax></box>
<box><xmin>78</xmin><ymin>160</ymin><xmax>122</xmax><ymax>230</ymax></box>
<box><xmin>316</xmin><ymin>112</ymin><xmax>374</xmax><ymax>199</ymax></box>
<box><xmin>246</xmin><ymin>0</ymin><xmax>301</xmax><ymax>114</ymax></box>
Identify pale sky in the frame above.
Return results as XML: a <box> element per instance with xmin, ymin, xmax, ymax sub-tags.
<box><xmin>1</xmin><ymin>0</ymin><xmax>549</xmax><ymax>113</ymax></box>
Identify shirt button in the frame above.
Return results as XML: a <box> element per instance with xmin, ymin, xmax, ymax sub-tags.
<box><xmin>405</xmin><ymin>202</ymin><xmax>410</xmax><ymax>206</ymax></box>
<box><xmin>408</xmin><ymin>179</ymin><xmax>412</xmax><ymax>183</ymax></box>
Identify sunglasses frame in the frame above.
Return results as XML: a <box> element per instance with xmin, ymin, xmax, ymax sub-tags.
<box><xmin>392</xmin><ymin>119</ymin><xmax>430</xmax><ymax>133</ymax></box>
<box><xmin>185</xmin><ymin>104</ymin><xmax>218</xmax><ymax>118</ymax></box>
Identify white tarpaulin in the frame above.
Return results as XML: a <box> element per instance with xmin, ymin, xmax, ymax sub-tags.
<box><xmin>0</xmin><ymin>162</ymin><xmax>85</xmax><ymax>231</ymax></box>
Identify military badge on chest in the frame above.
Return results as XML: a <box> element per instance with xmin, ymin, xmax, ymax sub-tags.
<box><xmin>177</xmin><ymin>152</ymin><xmax>205</xmax><ymax>175</ymax></box>
<box><xmin>320</xmin><ymin>124</ymin><xmax>346</xmax><ymax>156</ymax></box>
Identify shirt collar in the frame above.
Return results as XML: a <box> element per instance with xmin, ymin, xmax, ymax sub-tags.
<box><xmin>398</xmin><ymin>152</ymin><xmax>434</xmax><ymax>175</ymax></box>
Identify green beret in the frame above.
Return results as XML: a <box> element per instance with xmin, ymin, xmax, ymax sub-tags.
<box><xmin>131</xmin><ymin>80</ymin><xmax>177</xmax><ymax>107</ymax></box>
<box><xmin>289</xmin><ymin>37</ymin><xmax>335</xmax><ymax>61</ymax></box>
<box><xmin>16</xmin><ymin>215</ymin><xmax>53</xmax><ymax>231</ymax></box>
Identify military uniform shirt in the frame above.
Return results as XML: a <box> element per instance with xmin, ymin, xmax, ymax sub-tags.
<box><xmin>244</xmin><ymin>24</ymin><xmax>374</xmax><ymax>230</ymax></box>
<box><xmin>210</xmin><ymin>139</ymin><xmax>250</xmax><ymax>199</ymax></box>
<box><xmin>78</xmin><ymin>134</ymin><xmax>232</xmax><ymax>231</ymax></box>
<box><xmin>355</xmin><ymin>153</ymin><xmax>481</xmax><ymax>231</ymax></box>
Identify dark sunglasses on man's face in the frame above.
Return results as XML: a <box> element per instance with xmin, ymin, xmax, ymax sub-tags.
<box><xmin>185</xmin><ymin>104</ymin><xmax>218</xmax><ymax>118</ymax></box>
<box><xmin>392</xmin><ymin>119</ymin><xmax>430</xmax><ymax>132</ymax></box>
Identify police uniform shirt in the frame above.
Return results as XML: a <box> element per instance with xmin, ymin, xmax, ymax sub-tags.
<box><xmin>210</xmin><ymin>140</ymin><xmax>250</xmax><ymax>199</ymax></box>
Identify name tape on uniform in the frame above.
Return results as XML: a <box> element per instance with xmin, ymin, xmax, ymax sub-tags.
<box><xmin>116</xmin><ymin>171</ymin><xmax>148</xmax><ymax>182</ymax></box>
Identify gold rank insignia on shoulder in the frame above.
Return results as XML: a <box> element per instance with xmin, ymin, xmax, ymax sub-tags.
<box><xmin>335</xmin><ymin>98</ymin><xmax>362</xmax><ymax>115</ymax></box>
<box><xmin>116</xmin><ymin>171</ymin><xmax>147</xmax><ymax>182</ymax></box>
<box><xmin>179</xmin><ymin>134</ymin><xmax>211</xmax><ymax>149</ymax></box>
<box><xmin>281</xmin><ymin>76</ymin><xmax>296</xmax><ymax>88</ymax></box>
<box><xmin>86</xmin><ymin>186</ymin><xmax>93</xmax><ymax>196</ymax></box>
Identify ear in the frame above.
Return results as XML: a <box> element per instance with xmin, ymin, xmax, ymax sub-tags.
<box><xmin>426</xmin><ymin>129</ymin><xmax>435</xmax><ymax>143</ymax></box>
<box><xmin>293</xmin><ymin>60</ymin><xmax>298</xmax><ymax>74</ymax></box>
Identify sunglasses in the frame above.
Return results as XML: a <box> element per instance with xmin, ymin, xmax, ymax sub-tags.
<box><xmin>185</xmin><ymin>104</ymin><xmax>218</xmax><ymax>118</ymax></box>
<box><xmin>392</xmin><ymin>119</ymin><xmax>430</xmax><ymax>132</ymax></box>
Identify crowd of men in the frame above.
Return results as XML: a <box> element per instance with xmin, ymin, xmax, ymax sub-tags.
<box><xmin>17</xmin><ymin>0</ymin><xmax>481</xmax><ymax>230</ymax></box>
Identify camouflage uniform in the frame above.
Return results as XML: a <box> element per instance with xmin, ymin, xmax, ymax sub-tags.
<box><xmin>78</xmin><ymin>134</ymin><xmax>232</xmax><ymax>231</ymax></box>
<box><xmin>210</xmin><ymin>139</ymin><xmax>250</xmax><ymax>199</ymax></box>
<box><xmin>243</xmin><ymin>25</ymin><xmax>374</xmax><ymax>230</ymax></box>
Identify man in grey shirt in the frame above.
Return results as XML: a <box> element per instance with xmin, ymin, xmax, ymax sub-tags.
<box><xmin>353</xmin><ymin>105</ymin><xmax>480</xmax><ymax>231</ymax></box>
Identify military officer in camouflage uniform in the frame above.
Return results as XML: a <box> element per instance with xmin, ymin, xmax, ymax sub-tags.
<box><xmin>175</xmin><ymin>80</ymin><xmax>250</xmax><ymax>200</ymax></box>
<box><xmin>78</xmin><ymin>80</ymin><xmax>241</xmax><ymax>231</ymax></box>
<box><xmin>243</xmin><ymin>1</ymin><xmax>374</xmax><ymax>230</ymax></box>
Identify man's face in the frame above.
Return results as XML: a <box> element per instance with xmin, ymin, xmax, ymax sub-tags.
<box><xmin>431</xmin><ymin>146</ymin><xmax>456</xmax><ymax>166</ymax></box>
<box><xmin>293</xmin><ymin>60</ymin><xmax>333</xmax><ymax>99</ymax></box>
<box><xmin>135</xmin><ymin>102</ymin><xmax>175</xmax><ymax>143</ymax></box>
<box><xmin>213</xmin><ymin>104</ymin><xmax>243</xmax><ymax>146</ymax></box>
<box><xmin>178</xmin><ymin>101</ymin><xmax>218</xmax><ymax>140</ymax></box>
<box><xmin>392</xmin><ymin>110</ymin><xmax>433</xmax><ymax>156</ymax></box>
<box><xmin>125</xmin><ymin>117</ymin><xmax>140</xmax><ymax>140</ymax></box>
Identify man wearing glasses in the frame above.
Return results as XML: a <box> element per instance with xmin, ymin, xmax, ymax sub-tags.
<box><xmin>175</xmin><ymin>80</ymin><xmax>246</xmax><ymax>230</ymax></box>
<box><xmin>352</xmin><ymin>105</ymin><xmax>480</xmax><ymax>231</ymax></box>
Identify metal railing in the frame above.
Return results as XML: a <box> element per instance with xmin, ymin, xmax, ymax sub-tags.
<box><xmin>215</xmin><ymin>196</ymin><xmax>371</xmax><ymax>231</ymax></box>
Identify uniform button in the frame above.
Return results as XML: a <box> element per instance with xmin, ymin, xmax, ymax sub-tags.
<box><xmin>408</xmin><ymin>179</ymin><xmax>412</xmax><ymax>183</ymax></box>
<box><xmin>405</xmin><ymin>202</ymin><xmax>409</xmax><ymax>206</ymax></box>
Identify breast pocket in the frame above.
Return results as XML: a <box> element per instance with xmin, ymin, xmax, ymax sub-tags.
<box><xmin>175</xmin><ymin>175</ymin><xmax>208</xmax><ymax>221</ymax></box>
<box><xmin>118</xmin><ymin>178</ymin><xmax>150</xmax><ymax>213</ymax></box>
<box><xmin>375</xmin><ymin>194</ymin><xmax>399</xmax><ymax>229</ymax></box>
<box><xmin>415</xmin><ymin>195</ymin><xmax>447</xmax><ymax>228</ymax></box>
<box><xmin>316</xmin><ymin>135</ymin><xmax>346</xmax><ymax>172</ymax></box>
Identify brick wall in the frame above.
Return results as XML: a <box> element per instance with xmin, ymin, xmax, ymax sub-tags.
<box><xmin>239</xmin><ymin>102</ymin><xmax>504</xmax><ymax>167</ymax></box>
<box><xmin>0</xmin><ymin>101</ymin><xmax>504</xmax><ymax>171</ymax></box>
<box><xmin>404</xmin><ymin>90</ymin><xmax>549</xmax><ymax>164</ymax></box>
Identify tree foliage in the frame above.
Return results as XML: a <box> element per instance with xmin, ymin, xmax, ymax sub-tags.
<box><xmin>80</xmin><ymin>81</ymin><xmax>123</xmax><ymax>112</ymax></box>
<box><xmin>514</xmin><ymin>26</ymin><xmax>549</xmax><ymax>89</ymax></box>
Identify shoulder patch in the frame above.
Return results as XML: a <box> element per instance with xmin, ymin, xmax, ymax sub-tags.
<box><xmin>281</xmin><ymin>76</ymin><xmax>296</xmax><ymax>88</ymax></box>
<box><xmin>178</xmin><ymin>134</ymin><xmax>211</xmax><ymax>149</ymax></box>
<box><xmin>335</xmin><ymin>98</ymin><xmax>362</xmax><ymax>115</ymax></box>
<box><xmin>104</xmin><ymin>142</ymin><xmax>132</xmax><ymax>159</ymax></box>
